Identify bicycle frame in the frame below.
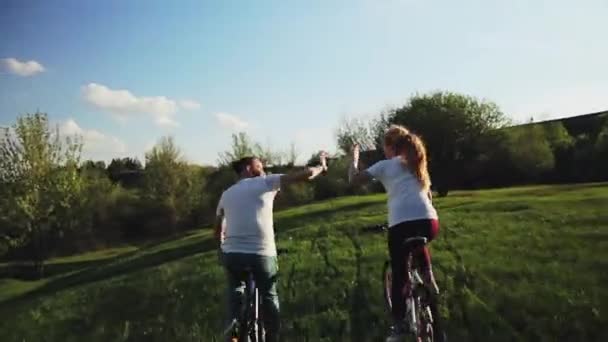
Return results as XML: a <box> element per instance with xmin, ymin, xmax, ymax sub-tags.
<box><xmin>407</xmin><ymin>262</ymin><xmax>426</xmax><ymax>335</ymax></box>
<box><xmin>246</xmin><ymin>273</ymin><xmax>262</xmax><ymax>340</ymax></box>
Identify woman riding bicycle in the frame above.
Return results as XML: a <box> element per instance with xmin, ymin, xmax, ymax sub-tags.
<box><xmin>348</xmin><ymin>124</ymin><xmax>440</xmax><ymax>342</ymax></box>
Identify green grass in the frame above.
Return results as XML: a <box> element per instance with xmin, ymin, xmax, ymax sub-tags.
<box><xmin>1</xmin><ymin>183</ymin><xmax>607</xmax><ymax>341</ymax></box>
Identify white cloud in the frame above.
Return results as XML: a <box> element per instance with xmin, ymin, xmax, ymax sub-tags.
<box><xmin>59</xmin><ymin>119</ymin><xmax>127</xmax><ymax>161</ymax></box>
<box><xmin>1</xmin><ymin>57</ymin><xmax>45</xmax><ymax>77</ymax></box>
<box><xmin>215</xmin><ymin>112</ymin><xmax>249</xmax><ymax>131</ymax></box>
<box><xmin>179</xmin><ymin>99</ymin><xmax>201</xmax><ymax>110</ymax></box>
<box><xmin>82</xmin><ymin>83</ymin><xmax>182</xmax><ymax>127</ymax></box>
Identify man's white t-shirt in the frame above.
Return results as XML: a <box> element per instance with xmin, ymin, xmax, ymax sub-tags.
<box><xmin>216</xmin><ymin>174</ymin><xmax>283</xmax><ymax>257</ymax></box>
<box><xmin>366</xmin><ymin>157</ymin><xmax>437</xmax><ymax>227</ymax></box>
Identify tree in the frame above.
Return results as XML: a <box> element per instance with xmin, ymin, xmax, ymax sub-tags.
<box><xmin>389</xmin><ymin>91</ymin><xmax>509</xmax><ymax>195</ymax></box>
<box><xmin>287</xmin><ymin>142</ymin><xmax>299</xmax><ymax>166</ymax></box>
<box><xmin>144</xmin><ymin>136</ymin><xmax>204</xmax><ymax>234</ymax></box>
<box><xmin>107</xmin><ymin>157</ymin><xmax>143</xmax><ymax>187</ymax></box>
<box><xmin>82</xmin><ymin>160</ymin><xmax>106</xmax><ymax>170</ymax></box>
<box><xmin>81</xmin><ymin>160</ymin><xmax>107</xmax><ymax>179</ymax></box>
<box><xmin>335</xmin><ymin>114</ymin><xmax>389</xmax><ymax>155</ymax></box>
<box><xmin>0</xmin><ymin>113</ymin><xmax>84</xmax><ymax>276</ymax></box>
<box><xmin>145</xmin><ymin>137</ymin><xmax>183</xmax><ymax>199</ymax></box>
<box><xmin>107</xmin><ymin>157</ymin><xmax>142</xmax><ymax>185</ymax></box>
<box><xmin>218</xmin><ymin>132</ymin><xmax>287</xmax><ymax>166</ymax></box>
<box><xmin>544</xmin><ymin>122</ymin><xmax>574</xmax><ymax>151</ymax></box>
<box><xmin>594</xmin><ymin>120</ymin><xmax>608</xmax><ymax>179</ymax></box>
<box><xmin>254</xmin><ymin>141</ymin><xmax>284</xmax><ymax>166</ymax></box>
<box><xmin>218</xmin><ymin>132</ymin><xmax>257</xmax><ymax>165</ymax></box>
<box><xmin>542</xmin><ymin>122</ymin><xmax>575</xmax><ymax>181</ymax></box>
<box><xmin>505</xmin><ymin>126</ymin><xmax>555</xmax><ymax>181</ymax></box>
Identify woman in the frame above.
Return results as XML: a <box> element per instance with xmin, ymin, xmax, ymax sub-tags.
<box><xmin>349</xmin><ymin>124</ymin><xmax>440</xmax><ymax>342</ymax></box>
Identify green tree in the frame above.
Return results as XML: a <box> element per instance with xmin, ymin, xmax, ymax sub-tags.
<box><xmin>81</xmin><ymin>160</ymin><xmax>107</xmax><ymax>179</ymax></box>
<box><xmin>505</xmin><ymin>125</ymin><xmax>555</xmax><ymax>180</ymax></box>
<box><xmin>218</xmin><ymin>132</ymin><xmax>287</xmax><ymax>166</ymax></box>
<box><xmin>287</xmin><ymin>142</ymin><xmax>299</xmax><ymax>166</ymax></box>
<box><xmin>144</xmin><ymin>137</ymin><xmax>205</xmax><ymax>233</ymax></box>
<box><xmin>254</xmin><ymin>141</ymin><xmax>285</xmax><ymax>166</ymax></box>
<box><xmin>544</xmin><ymin>122</ymin><xmax>574</xmax><ymax>151</ymax></box>
<box><xmin>107</xmin><ymin>157</ymin><xmax>143</xmax><ymax>185</ymax></box>
<box><xmin>336</xmin><ymin>117</ymin><xmax>377</xmax><ymax>153</ymax></box>
<box><xmin>389</xmin><ymin>91</ymin><xmax>509</xmax><ymax>195</ymax></box>
<box><xmin>0</xmin><ymin>113</ymin><xmax>84</xmax><ymax>275</ymax></box>
<box><xmin>542</xmin><ymin>122</ymin><xmax>575</xmax><ymax>181</ymax></box>
<box><xmin>594</xmin><ymin>120</ymin><xmax>608</xmax><ymax>179</ymax></box>
<box><xmin>335</xmin><ymin>114</ymin><xmax>389</xmax><ymax>155</ymax></box>
<box><xmin>217</xmin><ymin>132</ymin><xmax>257</xmax><ymax>165</ymax></box>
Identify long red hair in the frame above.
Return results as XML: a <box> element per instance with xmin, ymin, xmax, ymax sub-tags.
<box><xmin>384</xmin><ymin>125</ymin><xmax>431</xmax><ymax>191</ymax></box>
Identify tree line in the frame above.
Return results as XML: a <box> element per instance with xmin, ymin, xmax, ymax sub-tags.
<box><xmin>1</xmin><ymin>91</ymin><xmax>607</xmax><ymax>275</ymax></box>
<box><xmin>337</xmin><ymin>92</ymin><xmax>608</xmax><ymax>195</ymax></box>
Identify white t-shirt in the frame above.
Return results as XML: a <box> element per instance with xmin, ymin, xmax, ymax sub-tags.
<box><xmin>216</xmin><ymin>174</ymin><xmax>283</xmax><ymax>256</ymax></box>
<box><xmin>366</xmin><ymin>157</ymin><xmax>437</xmax><ymax>227</ymax></box>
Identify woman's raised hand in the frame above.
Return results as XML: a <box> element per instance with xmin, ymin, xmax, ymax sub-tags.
<box><xmin>319</xmin><ymin>151</ymin><xmax>329</xmax><ymax>171</ymax></box>
<box><xmin>351</xmin><ymin>144</ymin><xmax>360</xmax><ymax>165</ymax></box>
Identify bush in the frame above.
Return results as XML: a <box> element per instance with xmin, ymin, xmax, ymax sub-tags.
<box><xmin>276</xmin><ymin>183</ymin><xmax>315</xmax><ymax>208</ymax></box>
<box><xmin>313</xmin><ymin>158</ymin><xmax>352</xmax><ymax>200</ymax></box>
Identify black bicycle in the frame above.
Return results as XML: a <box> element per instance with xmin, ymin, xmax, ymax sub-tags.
<box><xmin>365</xmin><ymin>224</ymin><xmax>445</xmax><ymax>342</ymax></box>
<box><xmin>223</xmin><ymin>249</ymin><xmax>287</xmax><ymax>342</ymax></box>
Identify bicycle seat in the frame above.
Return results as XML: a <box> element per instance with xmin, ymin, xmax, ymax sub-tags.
<box><xmin>403</xmin><ymin>236</ymin><xmax>427</xmax><ymax>248</ymax></box>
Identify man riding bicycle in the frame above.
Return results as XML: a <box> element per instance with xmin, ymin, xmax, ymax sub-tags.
<box><xmin>215</xmin><ymin>153</ymin><xmax>328</xmax><ymax>342</ymax></box>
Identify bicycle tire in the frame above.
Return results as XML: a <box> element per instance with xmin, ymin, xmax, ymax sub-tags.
<box><xmin>238</xmin><ymin>286</ymin><xmax>254</xmax><ymax>342</ymax></box>
<box><xmin>251</xmin><ymin>295</ymin><xmax>265</xmax><ymax>342</ymax></box>
<box><xmin>382</xmin><ymin>260</ymin><xmax>393</xmax><ymax>312</ymax></box>
<box><xmin>415</xmin><ymin>280</ymin><xmax>446</xmax><ymax>342</ymax></box>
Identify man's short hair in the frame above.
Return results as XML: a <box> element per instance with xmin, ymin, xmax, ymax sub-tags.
<box><xmin>231</xmin><ymin>156</ymin><xmax>256</xmax><ymax>175</ymax></box>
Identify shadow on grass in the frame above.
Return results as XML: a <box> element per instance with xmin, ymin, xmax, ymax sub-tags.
<box><xmin>0</xmin><ymin>232</ymin><xmax>206</xmax><ymax>281</ymax></box>
<box><xmin>0</xmin><ymin>200</ymin><xmax>383</xmax><ymax>309</ymax></box>
<box><xmin>0</xmin><ymin>237</ymin><xmax>217</xmax><ymax>308</ymax></box>
<box><xmin>275</xmin><ymin>201</ymin><xmax>384</xmax><ymax>230</ymax></box>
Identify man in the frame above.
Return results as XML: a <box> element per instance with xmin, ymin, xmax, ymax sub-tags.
<box><xmin>215</xmin><ymin>153</ymin><xmax>328</xmax><ymax>341</ymax></box>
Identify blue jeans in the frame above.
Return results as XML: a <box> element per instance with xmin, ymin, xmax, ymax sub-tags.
<box><xmin>223</xmin><ymin>252</ymin><xmax>280</xmax><ymax>341</ymax></box>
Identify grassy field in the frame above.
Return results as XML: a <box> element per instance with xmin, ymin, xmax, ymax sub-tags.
<box><xmin>0</xmin><ymin>183</ymin><xmax>607</xmax><ymax>341</ymax></box>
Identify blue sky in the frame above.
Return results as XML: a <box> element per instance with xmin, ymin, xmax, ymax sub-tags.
<box><xmin>1</xmin><ymin>0</ymin><xmax>607</xmax><ymax>164</ymax></box>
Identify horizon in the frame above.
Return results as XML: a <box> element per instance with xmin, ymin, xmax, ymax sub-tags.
<box><xmin>2</xmin><ymin>0</ymin><xmax>607</xmax><ymax>165</ymax></box>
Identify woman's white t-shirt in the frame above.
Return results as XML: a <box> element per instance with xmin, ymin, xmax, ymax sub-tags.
<box><xmin>366</xmin><ymin>157</ymin><xmax>437</xmax><ymax>227</ymax></box>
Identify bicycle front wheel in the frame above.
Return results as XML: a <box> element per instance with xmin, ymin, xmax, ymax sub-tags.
<box><xmin>415</xmin><ymin>285</ymin><xmax>446</xmax><ymax>342</ymax></box>
<box><xmin>382</xmin><ymin>260</ymin><xmax>393</xmax><ymax>313</ymax></box>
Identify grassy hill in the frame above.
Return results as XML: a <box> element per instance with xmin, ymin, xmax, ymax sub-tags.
<box><xmin>1</xmin><ymin>183</ymin><xmax>607</xmax><ymax>341</ymax></box>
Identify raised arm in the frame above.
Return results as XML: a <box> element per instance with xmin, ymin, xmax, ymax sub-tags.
<box><xmin>348</xmin><ymin>144</ymin><xmax>373</xmax><ymax>186</ymax></box>
<box><xmin>280</xmin><ymin>151</ymin><xmax>328</xmax><ymax>187</ymax></box>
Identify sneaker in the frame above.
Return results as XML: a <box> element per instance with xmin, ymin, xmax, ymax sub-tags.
<box><xmin>385</xmin><ymin>323</ymin><xmax>406</xmax><ymax>342</ymax></box>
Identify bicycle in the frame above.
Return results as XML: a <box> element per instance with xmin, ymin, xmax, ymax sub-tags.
<box><xmin>365</xmin><ymin>224</ymin><xmax>445</xmax><ymax>342</ymax></box>
<box><xmin>223</xmin><ymin>249</ymin><xmax>288</xmax><ymax>342</ymax></box>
